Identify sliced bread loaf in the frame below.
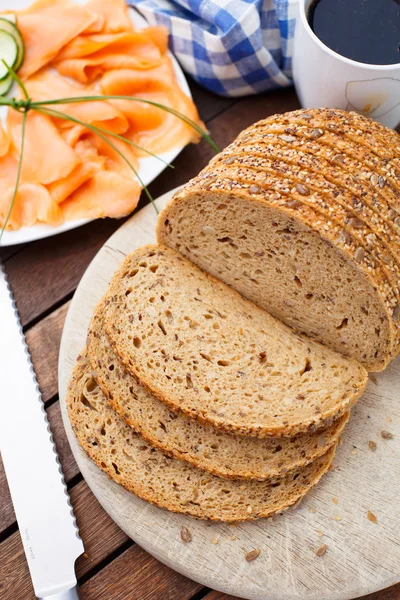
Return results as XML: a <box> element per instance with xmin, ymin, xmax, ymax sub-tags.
<box><xmin>157</xmin><ymin>109</ymin><xmax>400</xmax><ymax>370</ymax></box>
<box><xmin>67</xmin><ymin>355</ymin><xmax>336</xmax><ymax>522</ymax></box>
<box><xmin>88</xmin><ymin>307</ymin><xmax>349</xmax><ymax>480</ymax></box>
<box><xmin>102</xmin><ymin>245</ymin><xmax>367</xmax><ymax>437</ymax></box>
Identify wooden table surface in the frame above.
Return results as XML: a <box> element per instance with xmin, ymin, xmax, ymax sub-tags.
<box><xmin>1</xmin><ymin>81</ymin><xmax>399</xmax><ymax>600</ymax></box>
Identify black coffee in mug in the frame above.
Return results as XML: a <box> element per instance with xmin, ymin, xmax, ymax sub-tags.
<box><xmin>308</xmin><ymin>0</ymin><xmax>400</xmax><ymax>65</ymax></box>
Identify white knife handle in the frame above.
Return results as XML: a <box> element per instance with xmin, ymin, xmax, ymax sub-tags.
<box><xmin>38</xmin><ymin>587</ymin><xmax>80</xmax><ymax>600</ymax></box>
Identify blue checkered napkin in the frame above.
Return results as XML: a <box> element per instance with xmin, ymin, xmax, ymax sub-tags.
<box><xmin>128</xmin><ymin>0</ymin><xmax>298</xmax><ymax>97</ymax></box>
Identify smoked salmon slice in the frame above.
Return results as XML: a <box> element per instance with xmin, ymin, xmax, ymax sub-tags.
<box><xmin>60</xmin><ymin>170</ymin><xmax>141</xmax><ymax>220</ymax></box>
<box><xmin>0</xmin><ymin>122</ymin><xmax>10</xmax><ymax>157</ymax></box>
<box><xmin>101</xmin><ymin>65</ymin><xmax>202</xmax><ymax>155</ymax></box>
<box><xmin>54</xmin><ymin>29</ymin><xmax>167</xmax><ymax>83</ymax></box>
<box><xmin>18</xmin><ymin>0</ymin><xmax>100</xmax><ymax>80</ymax></box>
<box><xmin>85</xmin><ymin>0</ymin><xmax>133</xmax><ymax>33</ymax></box>
<box><xmin>47</xmin><ymin>140</ymin><xmax>105</xmax><ymax>205</ymax></box>
<box><xmin>8</xmin><ymin>110</ymin><xmax>80</xmax><ymax>185</ymax></box>
<box><xmin>26</xmin><ymin>71</ymin><xmax>129</xmax><ymax>134</ymax></box>
<box><xmin>0</xmin><ymin>155</ymin><xmax>61</xmax><ymax>229</ymax></box>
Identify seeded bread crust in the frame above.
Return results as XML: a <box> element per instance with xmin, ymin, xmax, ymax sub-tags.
<box><xmin>67</xmin><ymin>355</ymin><xmax>336</xmax><ymax>522</ymax></box>
<box><xmin>103</xmin><ymin>245</ymin><xmax>367</xmax><ymax>437</ymax></box>
<box><xmin>220</xmin><ymin>140</ymin><xmax>400</xmax><ymax>267</ymax></box>
<box><xmin>200</xmin><ymin>160</ymin><xmax>400</xmax><ymax>298</ymax></box>
<box><xmin>176</xmin><ymin>161</ymin><xmax>399</xmax><ymax>314</ymax></box>
<box><xmin>243</xmin><ymin>109</ymin><xmax>400</xmax><ymax>163</ymax></box>
<box><xmin>87</xmin><ymin>308</ymin><xmax>349</xmax><ymax>480</ymax></box>
<box><xmin>235</xmin><ymin>133</ymin><xmax>400</xmax><ymax>218</ymax></box>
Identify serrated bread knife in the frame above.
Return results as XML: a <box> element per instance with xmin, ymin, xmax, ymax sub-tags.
<box><xmin>0</xmin><ymin>264</ymin><xmax>83</xmax><ymax>600</ymax></box>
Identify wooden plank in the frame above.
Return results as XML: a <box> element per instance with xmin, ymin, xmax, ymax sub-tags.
<box><xmin>203</xmin><ymin>593</ymin><xmax>239</xmax><ymax>600</ymax></box>
<box><xmin>188</xmin><ymin>76</ymin><xmax>236</xmax><ymax>123</ymax></box>
<box><xmin>0</xmin><ymin>244</ymin><xmax>27</xmax><ymax>262</ymax></box>
<box><xmin>0</xmin><ymin>480</ymin><xmax>129</xmax><ymax>600</ymax></box>
<box><xmin>26</xmin><ymin>301</ymin><xmax>70</xmax><ymax>403</ymax></box>
<box><xmin>5</xmin><ymin>217</ymin><xmax>122</xmax><ymax>327</ymax></box>
<box><xmin>359</xmin><ymin>585</ymin><xmax>400</xmax><ymax>600</ymax></box>
<box><xmin>0</xmin><ymin>457</ymin><xmax>15</xmax><ymax>539</ymax></box>
<box><xmin>202</xmin><ymin>584</ymin><xmax>400</xmax><ymax>600</ymax></box>
<box><xmin>80</xmin><ymin>543</ymin><xmax>203</xmax><ymax>600</ymax></box>
<box><xmin>4</xmin><ymin>89</ymin><xmax>298</xmax><ymax>329</ymax></box>
<box><xmin>0</xmin><ymin>398</ymin><xmax>79</xmax><ymax>537</ymax></box>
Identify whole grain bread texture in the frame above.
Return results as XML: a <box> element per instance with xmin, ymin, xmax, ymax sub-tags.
<box><xmin>67</xmin><ymin>355</ymin><xmax>336</xmax><ymax>522</ymax></box>
<box><xmin>88</xmin><ymin>305</ymin><xmax>349</xmax><ymax>480</ymax></box>
<box><xmin>102</xmin><ymin>245</ymin><xmax>367</xmax><ymax>437</ymax></box>
<box><xmin>157</xmin><ymin>108</ymin><xmax>400</xmax><ymax>371</ymax></box>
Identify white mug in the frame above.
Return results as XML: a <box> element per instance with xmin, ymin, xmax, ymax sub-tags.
<box><xmin>293</xmin><ymin>0</ymin><xmax>400</xmax><ymax>129</ymax></box>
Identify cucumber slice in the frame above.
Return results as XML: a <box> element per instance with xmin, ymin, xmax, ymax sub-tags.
<box><xmin>0</xmin><ymin>31</ymin><xmax>17</xmax><ymax>80</ymax></box>
<box><xmin>0</xmin><ymin>19</ymin><xmax>24</xmax><ymax>73</ymax></box>
<box><xmin>0</xmin><ymin>14</ymin><xmax>17</xmax><ymax>25</ymax></box>
<box><xmin>0</xmin><ymin>73</ymin><xmax>13</xmax><ymax>96</ymax></box>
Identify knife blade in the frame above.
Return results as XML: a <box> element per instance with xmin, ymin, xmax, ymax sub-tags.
<box><xmin>0</xmin><ymin>264</ymin><xmax>84</xmax><ymax>600</ymax></box>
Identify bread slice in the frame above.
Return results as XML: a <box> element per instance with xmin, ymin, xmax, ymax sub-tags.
<box><xmin>199</xmin><ymin>159</ymin><xmax>400</xmax><ymax>298</ymax></box>
<box><xmin>67</xmin><ymin>355</ymin><xmax>336</xmax><ymax>522</ymax></box>
<box><xmin>209</xmin><ymin>145</ymin><xmax>400</xmax><ymax>279</ymax></box>
<box><xmin>102</xmin><ymin>245</ymin><xmax>367</xmax><ymax>437</ymax></box>
<box><xmin>87</xmin><ymin>307</ymin><xmax>349</xmax><ymax>480</ymax></box>
<box><xmin>157</xmin><ymin>110</ymin><xmax>400</xmax><ymax>370</ymax></box>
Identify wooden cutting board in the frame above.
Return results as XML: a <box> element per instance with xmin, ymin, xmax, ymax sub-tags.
<box><xmin>59</xmin><ymin>188</ymin><xmax>400</xmax><ymax>600</ymax></box>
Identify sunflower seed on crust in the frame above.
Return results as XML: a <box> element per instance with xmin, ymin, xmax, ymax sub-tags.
<box><xmin>311</xmin><ymin>128</ymin><xmax>324</xmax><ymax>139</ymax></box>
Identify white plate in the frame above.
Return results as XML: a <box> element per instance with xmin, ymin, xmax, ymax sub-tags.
<box><xmin>59</xmin><ymin>188</ymin><xmax>400</xmax><ymax>600</ymax></box>
<box><xmin>0</xmin><ymin>1</ymin><xmax>192</xmax><ymax>246</ymax></box>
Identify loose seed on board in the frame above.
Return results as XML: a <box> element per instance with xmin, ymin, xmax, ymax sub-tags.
<box><xmin>381</xmin><ymin>430</ymin><xmax>394</xmax><ymax>439</ymax></box>
<box><xmin>315</xmin><ymin>544</ymin><xmax>327</xmax><ymax>557</ymax></box>
<box><xmin>367</xmin><ymin>511</ymin><xmax>377</xmax><ymax>524</ymax></box>
<box><xmin>368</xmin><ymin>441</ymin><xmax>377</xmax><ymax>452</ymax></box>
<box><xmin>180</xmin><ymin>526</ymin><xmax>192</xmax><ymax>543</ymax></box>
<box><xmin>296</xmin><ymin>183</ymin><xmax>310</xmax><ymax>196</ymax></box>
<box><xmin>245</xmin><ymin>549</ymin><xmax>261</xmax><ymax>562</ymax></box>
<box><xmin>311</xmin><ymin>128</ymin><xmax>324</xmax><ymax>139</ymax></box>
